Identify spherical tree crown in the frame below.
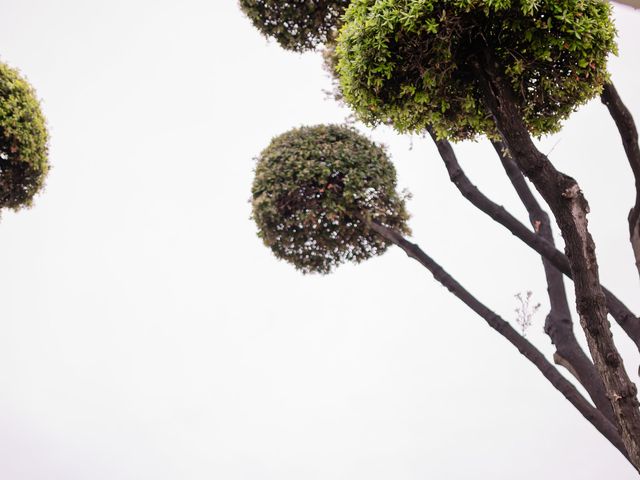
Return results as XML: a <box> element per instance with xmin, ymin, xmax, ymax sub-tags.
<box><xmin>0</xmin><ymin>62</ymin><xmax>49</xmax><ymax>210</ymax></box>
<box><xmin>337</xmin><ymin>0</ymin><xmax>617</xmax><ymax>140</ymax></box>
<box><xmin>239</xmin><ymin>0</ymin><xmax>350</xmax><ymax>51</ymax></box>
<box><xmin>252</xmin><ymin>124</ymin><xmax>410</xmax><ymax>274</ymax></box>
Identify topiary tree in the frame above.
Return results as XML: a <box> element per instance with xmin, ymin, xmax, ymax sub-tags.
<box><xmin>250</xmin><ymin>121</ymin><xmax>628</xmax><ymax>459</ymax></box>
<box><xmin>239</xmin><ymin>0</ymin><xmax>351</xmax><ymax>51</ymax></box>
<box><xmin>336</xmin><ymin>0</ymin><xmax>617</xmax><ymax>140</ymax></box>
<box><xmin>241</xmin><ymin>0</ymin><xmax>640</xmax><ymax>472</ymax></box>
<box><xmin>252</xmin><ymin>124</ymin><xmax>409</xmax><ymax>273</ymax></box>
<box><xmin>336</xmin><ymin>0</ymin><xmax>640</xmax><ymax>467</ymax></box>
<box><xmin>0</xmin><ymin>62</ymin><xmax>49</xmax><ymax>211</ymax></box>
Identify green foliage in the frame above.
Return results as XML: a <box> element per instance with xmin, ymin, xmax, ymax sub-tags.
<box><xmin>252</xmin><ymin>124</ymin><xmax>410</xmax><ymax>273</ymax></box>
<box><xmin>322</xmin><ymin>39</ymin><xmax>347</xmax><ymax>103</ymax></box>
<box><xmin>239</xmin><ymin>0</ymin><xmax>351</xmax><ymax>51</ymax></box>
<box><xmin>336</xmin><ymin>0</ymin><xmax>617</xmax><ymax>140</ymax></box>
<box><xmin>0</xmin><ymin>62</ymin><xmax>49</xmax><ymax>210</ymax></box>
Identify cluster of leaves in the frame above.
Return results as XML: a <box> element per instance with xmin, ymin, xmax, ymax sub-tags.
<box><xmin>0</xmin><ymin>62</ymin><xmax>49</xmax><ymax>210</ymax></box>
<box><xmin>252</xmin><ymin>124</ymin><xmax>410</xmax><ymax>273</ymax></box>
<box><xmin>336</xmin><ymin>0</ymin><xmax>617</xmax><ymax>140</ymax></box>
<box><xmin>239</xmin><ymin>0</ymin><xmax>351</xmax><ymax>51</ymax></box>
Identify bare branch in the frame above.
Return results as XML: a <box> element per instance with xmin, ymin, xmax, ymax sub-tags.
<box><xmin>426</xmin><ymin>129</ymin><xmax>640</xmax><ymax>351</ymax></box>
<box><xmin>493</xmin><ymin>139</ymin><xmax>614</xmax><ymax>423</ymax></box>
<box><xmin>601</xmin><ymin>82</ymin><xmax>640</xmax><ymax>282</ymax></box>
<box><xmin>368</xmin><ymin>220</ymin><xmax>629</xmax><ymax>463</ymax></box>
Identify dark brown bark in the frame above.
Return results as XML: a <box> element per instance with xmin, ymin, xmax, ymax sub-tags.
<box><xmin>601</xmin><ymin>82</ymin><xmax>640</xmax><ymax>281</ymax></box>
<box><xmin>471</xmin><ymin>51</ymin><xmax>640</xmax><ymax>470</ymax></box>
<box><xmin>493</xmin><ymin>140</ymin><xmax>614</xmax><ymax>422</ymax></box>
<box><xmin>368</xmin><ymin>220</ymin><xmax>629</xmax><ymax>462</ymax></box>
<box><xmin>425</xmin><ymin>129</ymin><xmax>640</xmax><ymax>351</ymax></box>
<box><xmin>430</xmin><ymin>125</ymin><xmax>614</xmax><ymax>420</ymax></box>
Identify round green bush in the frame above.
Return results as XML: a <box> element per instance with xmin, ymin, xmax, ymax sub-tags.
<box><xmin>0</xmin><ymin>62</ymin><xmax>49</xmax><ymax>210</ymax></box>
<box><xmin>251</xmin><ymin>124</ymin><xmax>410</xmax><ymax>274</ymax></box>
<box><xmin>239</xmin><ymin>0</ymin><xmax>351</xmax><ymax>51</ymax></box>
<box><xmin>336</xmin><ymin>0</ymin><xmax>617</xmax><ymax>140</ymax></box>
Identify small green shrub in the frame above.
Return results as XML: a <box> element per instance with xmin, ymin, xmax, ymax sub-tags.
<box><xmin>239</xmin><ymin>0</ymin><xmax>350</xmax><ymax>51</ymax></box>
<box><xmin>252</xmin><ymin>124</ymin><xmax>410</xmax><ymax>273</ymax></box>
<box><xmin>0</xmin><ymin>62</ymin><xmax>49</xmax><ymax>210</ymax></box>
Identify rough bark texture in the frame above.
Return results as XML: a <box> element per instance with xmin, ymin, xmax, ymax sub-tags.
<box><xmin>601</xmin><ymin>82</ymin><xmax>640</xmax><ymax>281</ymax></box>
<box><xmin>425</xmin><ymin>129</ymin><xmax>640</xmax><ymax>350</ymax></box>
<box><xmin>472</xmin><ymin>51</ymin><xmax>640</xmax><ymax>470</ymax></box>
<box><xmin>368</xmin><ymin>220</ymin><xmax>629</xmax><ymax>461</ymax></box>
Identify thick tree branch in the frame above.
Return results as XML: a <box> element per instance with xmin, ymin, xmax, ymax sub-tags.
<box><xmin>368</xmin><ymin>220</ymin><xmax>629</xmax><ymax>462</ymax></box>
<box><xmin>601</xmin><ymin>82</ymin><xmax>640</xmax><ymax>281</ymax></box>
<box><xmin>425</xmin><ymin>129</ymin><xmax>640</xmax><ymax>350</ymax></box>
<box><xmin>493</xmin><ymin>139</ymin><xmax>614</xmax><ymax>422</ymax></box>
<box><xmin>427</xmin><ymin>125</ymin><xmax>613</xmax><ymax>420</ymax></box>
<box><xmin>472</xmin><ymin>51</ymin><xmax>640</xmax><ymax>470</ymax></box>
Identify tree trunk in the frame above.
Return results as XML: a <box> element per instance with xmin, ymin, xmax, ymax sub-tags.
<box><xmin>601</xmin><ymin>82</ymin><xmax>640</xmax><ymax>282</ymax></box>
<box><xmin>471</xmin><ymin>51</ymin><xmax>640</xmax><ymax>470</ymax></box>
<box><xmin>368</xmin><ymin>220</ymin><xmax>629</xmax><ymax>463</ymax></box>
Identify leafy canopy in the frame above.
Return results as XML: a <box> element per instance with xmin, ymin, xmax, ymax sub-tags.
<box><xmin>337</xmin><ymin>0</ymin><xmax>617</xmax><ymax>140</ymax></box>
<box><xmin>0</xmin><ymin>62</ymin><xmax>49</xmax><ymax>210</ymax></box>
<box><xmin>252</xmin><ymin>124</ymin><xmax>410</xmax><ymax>274</ymax></box>
<box><xmin>239</xmin><ymin>0</ymin><xmax>350</xmax><ymax>51</ymax></box>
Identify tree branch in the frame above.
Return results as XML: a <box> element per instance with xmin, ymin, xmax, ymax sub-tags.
<box><xmin>368</xmin><ymin>220</ymin><xmax>629</xmax><ymax>463</ymax></box>
<box><xmin>492</xmin><ymin>139</ymin><xmax>614</xmax><ymax>422</ymax></box>
<box><xmin>426</xmin><ymin>125</ymin><xmax>614</xmax><ymax>420</ymax></box>
<box><xmin>601</xmin><ymin>82</ymin><xmax>640</xmax><ymax>281</ymax></box>
<box><xmin>425</xmin><ymin>129</ymin><xmax>640</xmax><ymax>350</ymax></box>
<box><xmin>471</xmin><ymin>50</ymin><xmax>640</xmax><ymax>470</ymax></box>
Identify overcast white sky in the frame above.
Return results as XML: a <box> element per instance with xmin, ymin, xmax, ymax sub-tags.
<box><xmin>0</xmin><ymin>1</ymin><xmax>639</xmax><ymax>479</ymax></box>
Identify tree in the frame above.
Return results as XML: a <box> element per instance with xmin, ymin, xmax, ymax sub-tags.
<box><xmin>0</xmin><ymin>61</ymin><xmax>49</xmax><ymax>213</ymax></box>
<box><xmin>252</xmin><ymin>124</ymin><xmax>410</xmax><ymax>274</ymax></box>
<box><xmin>240</xmin><ymin>0</ymin><xmax>640</xmax><ymax>472</ymax></box>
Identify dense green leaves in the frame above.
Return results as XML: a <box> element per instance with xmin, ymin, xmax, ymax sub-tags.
<box><xmin>252</xmin><ymin>124</ymin><xmax>410</xmax><ymax>273</ymax></box>
<box><xmin>337</xmin><ymin>0</ymin><xmax>617</xmax><ymax>140</ymax></box>
<box><xmin>239</xmin><ymin>0</ymin><xmax>350</xmax><ymax>51</ymax></box>
<box><xmin>0</xmin><ymin>62</ymin><xmax>49</xmax><ymax>210</ymax></box>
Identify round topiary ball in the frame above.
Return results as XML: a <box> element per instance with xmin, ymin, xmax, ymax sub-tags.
<box><xmin>239</xmin><ymin>0</ymin><xmax>351</xmax><ymax>51</ymax></box>
<box><xmin>337</xmin><ymin>0</ymin><xmax>617</xmax><ymax>140</ymax></box>
<box><xmin>0</xmin><ymin>62</ymin><xmax>49</xmax><ymax>210</ymax></box>
<box><xmin>251</xmin><ymin>124</ymin><xmax>410</xmax><ymax>274</ymax></box>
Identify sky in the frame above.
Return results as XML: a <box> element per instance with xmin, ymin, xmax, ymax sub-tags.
<box><xmin>0</xmin><ymin>1</ymin><xmax>639</xmax><ymax>479</ymax></box>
